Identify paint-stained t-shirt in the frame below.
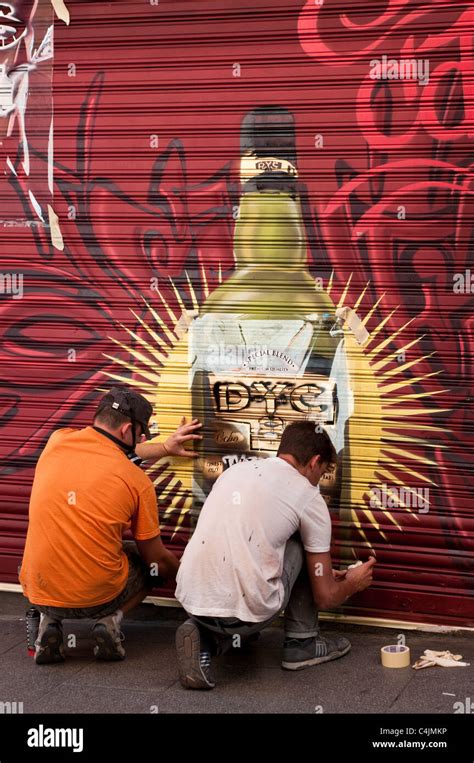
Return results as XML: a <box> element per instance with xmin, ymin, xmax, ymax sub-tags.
<box><xmin>20</xmin><ymin>427</ymin><xmax>160</xmax><ymax>608</ymax></box>
<box><xmin>175</xmin><ymin>456</ymin><xmax>332</xmax><ymax>622</ymax></box>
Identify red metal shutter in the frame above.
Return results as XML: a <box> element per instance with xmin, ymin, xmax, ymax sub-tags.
<box><xmin>0</xmin><ymin>0</ymin><xmax>472</xmax><ymax>627</ymax></box>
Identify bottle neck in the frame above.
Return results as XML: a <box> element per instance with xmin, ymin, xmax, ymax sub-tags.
<box><xmin>233</xmin><ymin>191</ymin><xmax>307</xmax><ymax>271</ymax></box>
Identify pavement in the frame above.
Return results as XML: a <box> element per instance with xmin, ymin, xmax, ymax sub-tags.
<box><xmin>0</xmin><ymin>592</ymin><xmax>473</xmax><ymax>715</ymax></box>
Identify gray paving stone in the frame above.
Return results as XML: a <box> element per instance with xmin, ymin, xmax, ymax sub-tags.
<box><xmin>0</xmin><ymin>613</ymin><xmax>472</xmax><ymax>715</ymax></box>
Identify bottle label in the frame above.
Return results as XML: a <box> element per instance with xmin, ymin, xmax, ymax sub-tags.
<box><xmin>190</xmin><ymin>315</ymin><xmax>314</xmax><ymax>377</ymax></box>
<box><xmin>208</xmin><ymin>373</ymin><xmax>336</xmax><ymax>453</ymax></box>
<box><xmin>191</xmin><ymin>315</ymin><xmax>354</xmax><ymax>507</ymax></box>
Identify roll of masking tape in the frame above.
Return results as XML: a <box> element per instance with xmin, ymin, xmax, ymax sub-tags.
<box><xmin>381</xmin><ymin>645</ymin><xmax>411</xmax><ymax>668</ymax></box>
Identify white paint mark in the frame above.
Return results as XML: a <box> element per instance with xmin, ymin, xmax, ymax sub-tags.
<box><xmin>6</xmin><ymin>156</ymin><xmax>17</xmax><ymax>176</ymax></box>
<box><xmin>48</xmin><ymin>115</ymin><xmax>54</xmax><ymax>195</ymax></box>
<box><xmin>29</xmin><ymin>189</ymin><xmax>44</xmax><ymax>221</ymax></box>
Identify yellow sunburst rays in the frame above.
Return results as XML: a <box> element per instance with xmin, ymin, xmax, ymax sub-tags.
<box><xmin>101</xmin><ymin>266</ymin><xmax>447</xmax><ymax>551</ymax></box>
<box><xmin>336</xmin><ymin>277</ymin><xmax>449</xmax><ymax>560</ymax></box>
<box><xmin>100</xmin><ymin>269</ymin><xmax>220</xmax><ymax>538</ymax></box>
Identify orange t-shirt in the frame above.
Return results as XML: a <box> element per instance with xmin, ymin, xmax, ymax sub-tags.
<box><xmin>20</xmin><ymin>426</ymin><xmax>160</xmax><ymax>608</ymax></box>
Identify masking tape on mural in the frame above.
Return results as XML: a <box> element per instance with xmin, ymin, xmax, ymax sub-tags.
<box><xmin>336</xmin><ymin>306</ymin><xmax>370</xmax><ymax>346</ymax></box>
<box><xmin>48</xmin><ymin>205</ymin><xmax>64</xmax><ymax>251</ymax></box>
<box><xmin>51</xmin><ymin>0</ymin><xmax>70</xmax><ymax>24</ymax></box>
<box><xmin>381</xmin><ymin>645</ymin><xmax>411</xmax><ymax>668</ymax></box>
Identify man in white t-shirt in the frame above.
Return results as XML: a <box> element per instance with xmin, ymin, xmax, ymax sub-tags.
<box><xmin>175</xmin><ymin>421</ymin><xmax>376</xmax><ymax>689</ymax></box>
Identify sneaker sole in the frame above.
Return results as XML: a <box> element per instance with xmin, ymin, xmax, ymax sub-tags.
<box><xmin>93</xmin><ymin>624</ymin><xmax>125</xmax><ymax>661</ymax></box>
<box><xmin>281</xmin><ymin>643</ymin><xmax>351</xmax><ymax>671</ymax></box>
<box><xmin>175</xmin><ymin>621</ymin><xmax>215</xmax><ymax>690</ymax></box>
<box><xmin>35</xmin><ymin>626</ymin><xmax>65</xmax><ymax>665</ymax></box>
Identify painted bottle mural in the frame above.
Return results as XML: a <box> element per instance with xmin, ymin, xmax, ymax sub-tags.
<box><xmin>189</xmin><ymin>106</ymin><xmax>353</xmax><ymax>519</ymax></box>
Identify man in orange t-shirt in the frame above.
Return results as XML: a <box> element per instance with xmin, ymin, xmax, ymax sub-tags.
<box><xmin>20</xmin><ymin>386</ymin><xmax>202</xmax><ymax>664</ymax></box>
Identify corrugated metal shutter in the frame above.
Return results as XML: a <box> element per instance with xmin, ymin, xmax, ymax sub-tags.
<box><xmin>1</xmin><ymin>0</ymin><xmax>472</xmax><ymax>626</ymax></box>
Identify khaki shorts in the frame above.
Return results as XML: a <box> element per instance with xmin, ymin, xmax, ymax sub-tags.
<box><xmin>35</xmin><ymin>541</ymin><xmax>154</xmax><ymax>620</ymax></box>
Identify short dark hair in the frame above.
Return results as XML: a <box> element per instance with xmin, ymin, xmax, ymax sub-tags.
<box><xmin>94</xmin><ymin>403</ymin><xmax>131</xmax><ymax>431</ymax></box>
<box><xmin>277</xmin><ymin>421</ymin><xmax>337</xmax><ymax>467</ymax></box>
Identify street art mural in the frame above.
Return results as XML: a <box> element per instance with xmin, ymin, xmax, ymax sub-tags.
<box><xmin>0</xmin><ymin>0</ymin><xmax>472</xmax><ymax>626</ymax></box>
<box><xmin>0</xmin><ymin>0</ymin><xmax>55</xmax><ymax>226</ymax></box>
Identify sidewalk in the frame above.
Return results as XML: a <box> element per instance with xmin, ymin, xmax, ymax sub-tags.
<box><xmin>1</xmin><ymin>593</ymin><xmax>472</xmax><ymax>714</ymax></box>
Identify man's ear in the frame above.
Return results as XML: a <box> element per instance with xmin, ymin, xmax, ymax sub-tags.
<box><xmin>309</xmin><ymin>454</ymin><xmax>321</xmax><ymax>471</ymax></box>
<box><xmin>120</xmin><ymin>422</ymin><xmax>132</xmax><ymax>439</ymax></box>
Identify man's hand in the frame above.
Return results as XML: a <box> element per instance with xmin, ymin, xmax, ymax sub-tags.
<box><xmin>345</xmin><ymin>557</ymin><xmax>376</xmax><ymax>593</ymax></box>
<box><xmin>306</xmin><ymin>552</ymin><xmax>376</xmax><ymax>609</ymax></box>
<box><xmin>136</xmin><ymin>417</ymin><xmax>202</xmax><ymax>462</ymax></box>
<box><xmin>163</xmin><ymin>417</ymin><xmax>203</xmax><ymax>457</ymax></box>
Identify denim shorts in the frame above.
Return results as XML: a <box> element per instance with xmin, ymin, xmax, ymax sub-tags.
<box><xmin>35</xmin><ymin>541</ymin><xmax>153</xmax><ymax>620</ymax></box>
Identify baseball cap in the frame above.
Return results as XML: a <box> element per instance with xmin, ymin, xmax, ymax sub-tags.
<box><xmin>97</xmin><ymin>386</ymin><xmax>153</xmax><ymax>440</ymax></box>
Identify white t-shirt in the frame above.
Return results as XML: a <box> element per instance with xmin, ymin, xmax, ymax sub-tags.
<box><xmin>175</xmin><ymin>456</ymin><xmax>332</xmax><ymax>622</ymax></box>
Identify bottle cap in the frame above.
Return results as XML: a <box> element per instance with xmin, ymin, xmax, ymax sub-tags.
<box><xmin>240</xmin><ymin>106</ymin><xmax>298</xmax><ymax>194</ymax></box>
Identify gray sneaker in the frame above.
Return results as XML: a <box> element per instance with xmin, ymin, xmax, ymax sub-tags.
<box><xmin>92</xmin><ymin>611</ymin><xmax>125</xmax><ymax>661</ymax></box>
<box><xmin>175</xmin><ymin>619</ymin><xmax>216</xmax><ymax>690</ymax></box>
<box><xmin>282</xmin><ymin>634</ymin><xmax>351</xmax><ymax>670</ymax></box>
<box><xmin>35</xmin><ymin>615</ymin><xmax>65</xmax><ymax>665</ymax></box>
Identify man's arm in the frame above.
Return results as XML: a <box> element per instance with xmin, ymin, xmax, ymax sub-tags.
<box><xmin>136</xmin><ymin>535</ymin><xmax>180</xmax><ymax>581</ymax></box>
<box><xmin>136</xmin><ymin>417</ymin><xmax>202</xmax><ymax>462</ymax></box>
<box><xmin>305</xmin><ymin>551</ymin><xmax>376</xmax><ymax>609</ymax></box>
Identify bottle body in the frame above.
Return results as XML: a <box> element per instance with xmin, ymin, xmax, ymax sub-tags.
<box><xmin>190</xmin><ymin>108</ymin><xmax>353</xmax><ymax>522</ymax></box>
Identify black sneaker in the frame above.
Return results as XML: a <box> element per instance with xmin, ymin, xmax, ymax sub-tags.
<box><xmin>175</xmin><ymin>619</ymin><xmax>216</xmax><ymax>690</ymax></box>
<box><xmin>282</xmin><ymin>634</ymin><xmax>351</xmax><ymax>671</ymax></box>
<box><xmin>35</xmin><ymin>616</ymin><xmax>65</xmax><ymax>665</ymax></box>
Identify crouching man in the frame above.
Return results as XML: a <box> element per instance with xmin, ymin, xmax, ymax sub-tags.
<box><xmin>20</xmin><ymin>386</ymin><xmax>202</xmax><ymax>664</ymax></box>
<box><xmin>175</xmin><ymin>421</ymin><xmax>375</xmax><ymax>689</ymax></box>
